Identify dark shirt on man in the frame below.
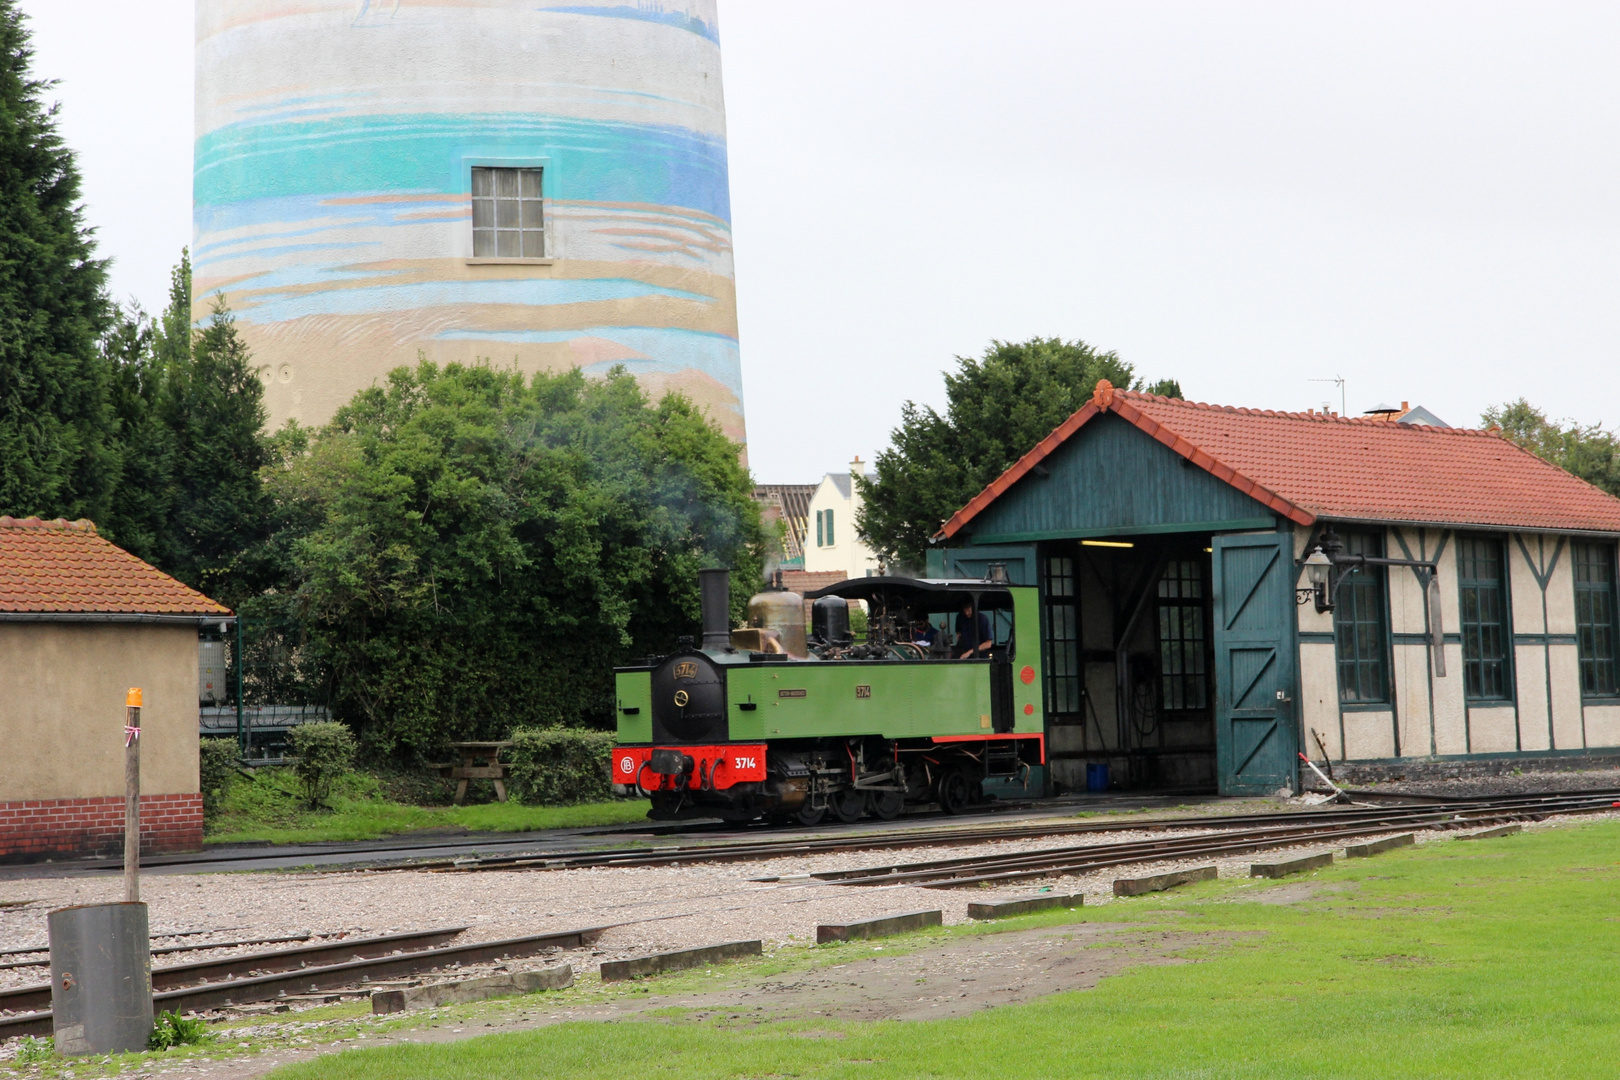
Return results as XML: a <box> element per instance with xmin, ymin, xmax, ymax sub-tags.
<box><xmin>954</xmin><ymin>611</ymin><xmax>991</xmax><ymax>656</ymax></box>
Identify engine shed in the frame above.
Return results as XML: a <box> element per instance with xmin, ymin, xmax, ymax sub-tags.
<box><xmin>930</xmin><ymin>381</ymin><xmax>1620</xmax><ymax>796</ymax></box>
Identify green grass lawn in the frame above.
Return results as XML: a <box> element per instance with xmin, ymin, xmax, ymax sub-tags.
<box><xmin>265</xmin><ymin>820</ymin><xmax>1620</xmax><ymax>1079</ymax></box>
<box><xmin>205</xmin><ymin>767</ymin><xmax>650</xmax><ymax>844</ymax></box>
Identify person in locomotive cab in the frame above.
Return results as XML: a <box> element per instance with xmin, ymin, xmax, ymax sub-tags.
<box><xmin>955</xmin><ymin>600</ymin><xmax>992</xmax><ymax>659</ymax></box>
<box><xmin>911</xmin><ymin>618</ymin><xmax>938</xmax><ymax>649</ymax></box>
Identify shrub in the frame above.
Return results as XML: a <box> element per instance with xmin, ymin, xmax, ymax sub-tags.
<box><xmin>198</xmin><ymin>737</ymin><xmax>239</xmax><ymax>812</ymax></box>
<box><xmin>505</xmin><ymin>727</ymin><xmax>616</xmax><ymax>805</ymax></box>
<box><xmin>285</xmin><ymin>721</ymin><xmax>357</xmax><ymax>809</ymax></box>
<box><xmin>148</xmin><ymin>1010</ymin><xmax>210</xmax><ymax>1050</ymax></box>
<box><xmin>15</xmin><ymin>1036</ymin><xmax>52</xmax><ymax>1063</ymax></box>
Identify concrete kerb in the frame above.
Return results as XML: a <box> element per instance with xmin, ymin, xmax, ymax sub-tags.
<box><xmin>1344</xmin><ymin>834</ymin><xmax>1416</xmax><ymax>858</ymax></box>
<box><xmin>1114</xmin><ymin>866</ymin><xmax>1218</xmax><ymax>897</ymax></box>
<box><xmin>816</xmin><ymin>910</ymin><xmax>943</xmax><ymax>944</ymax></box>
<box><xmin>371</xmin><ymin>966</ymin><xmax>573</xmax><ymax>1014</ymax></box>
<box><xmin>1250</xmin><ymin>852</ymin><xmax>1334</xmax><ymax>879</ymax></box>
<box><xmin>599</xmin><ymin>940</ymin><xmax>762</xmax><ymax>982</ymax></box>
<box><xmin>967</xmin><ymin>893</ymin><xmax>1084</xmax><ymax>920</ymax></box>
<box><xmin>1459</xmin><ymin>823</ymin><xmax>1523</xmax><ymax>840</ymax></box>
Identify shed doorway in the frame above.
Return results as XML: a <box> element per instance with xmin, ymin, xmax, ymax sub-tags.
<box><xmin>1039</xmin><ymin>534</ymin><xmax>1219</xmax><ymax>792</ymax></box>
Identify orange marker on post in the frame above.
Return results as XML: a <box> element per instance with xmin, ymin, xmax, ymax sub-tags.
<box><xmin>124</xmin><ymin>688</ymin><xmax>142</xmax><ymax>903</ymax></box>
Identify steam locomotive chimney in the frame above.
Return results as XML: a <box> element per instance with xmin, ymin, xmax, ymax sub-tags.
<box><xmin>698</xmin><ymin>568</ymin><xmax>731</xmax><ymax>650</ymax></box>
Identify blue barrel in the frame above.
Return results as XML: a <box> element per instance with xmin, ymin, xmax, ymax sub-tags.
<box><xmin>1086</xmin><ymin>763</ymin><xmax>1110</xmax><ymax>792</ymax></box>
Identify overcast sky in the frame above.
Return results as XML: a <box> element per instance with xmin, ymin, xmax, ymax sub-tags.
<box><xmin>24</xmin><ymin>1</ymin><xmax>1620</xmax><ymax>481</ymax></box>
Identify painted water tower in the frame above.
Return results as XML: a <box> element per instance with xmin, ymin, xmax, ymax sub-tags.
<box><xmin>194</xmin><ymin>0</ymin><xmax>744</xmax><ymax>442</ymax></box>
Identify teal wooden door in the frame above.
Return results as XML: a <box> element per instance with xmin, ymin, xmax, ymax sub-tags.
<box><xmin>1212</xmin><ymin>533</ymin><xmax>1298</xmax><ymax>795</ymax></box>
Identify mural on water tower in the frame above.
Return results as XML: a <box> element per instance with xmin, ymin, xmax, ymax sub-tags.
<box><xmin>194</xmin><ymin>0</ymin><xmax>745</xmax><ymax>443</ymax></box>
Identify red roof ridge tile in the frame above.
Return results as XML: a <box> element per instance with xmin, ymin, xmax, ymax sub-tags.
<box><xmin>1110</xmin><ymin>388</ymin><xmax>1511</xmax><ymax>435</ymax></box>
<box><xmin>0</xmin><ymin>516</ymin><xmax>98</xmax><ymax>533</ymax></box>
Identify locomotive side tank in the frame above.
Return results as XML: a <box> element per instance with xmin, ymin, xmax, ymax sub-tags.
<box><xmin>612</xmin><ymin>570</ymin><xmax>1045</xmax><ymax>824</ymax></box>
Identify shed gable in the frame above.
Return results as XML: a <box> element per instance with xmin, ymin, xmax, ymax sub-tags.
<box><xmin>957</xmin><ymin>413</ymin><xmax>1279</xmax><ymax>543</ymax></box>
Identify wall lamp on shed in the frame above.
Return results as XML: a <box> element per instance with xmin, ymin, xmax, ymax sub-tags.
<box><xmin>1297</xmin><ymin>547</ymin><xmax>1335</xmax><ymax>613</ymax></box>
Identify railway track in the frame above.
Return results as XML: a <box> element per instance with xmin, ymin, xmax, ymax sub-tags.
<box><xmin>0</xmin><ymin>923</ymin><xmax>608</xmax><ymax>1040</ymax></box>
<box><xmin>435</xmin><ymin>789</ymin><xmax>1620</xmax><ymax>874</ymax></box>
<box><xmin>0</xmin><ymin>790</ymin><xmax>1613</xmax><ymax>1041</ymax></box>
<box><xmin>815</xmin><ymin>790</ymin><xmax>1620</xmax><ymax>888</ymax></box>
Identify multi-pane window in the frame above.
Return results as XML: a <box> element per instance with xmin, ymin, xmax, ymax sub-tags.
<box><xmin>1157</xmin><ymin>559</ymin><xmax>1207</xmax><ymax>711</ymax></box>
<box><xmin>471</xmin><ymin>167</ymin><xmax>544</xmax><ymax>258</ymax></box>
<box><xmin>1458</xmin><ymin>536</ymin><xmax>1512</xmax><ymax>700</ymax></box>
<box><xmin>1334</xmin><ymin>532</ymin><xmax>1389</xmax><ymax>703</ymax></box>
<box><xmin>1573</xmin><ymin>541</ymin><xmax>1619</xmax><ymax>697</ymax></box>
<box><xmin>1042</xmin><ymin>556</ymin><xmax>1082</xmax><ymax>715</ymax></box>
<box><xmin>815</xmin><ymin>509</ymin><xmax>835</xmax><ymax>547</ymax></box>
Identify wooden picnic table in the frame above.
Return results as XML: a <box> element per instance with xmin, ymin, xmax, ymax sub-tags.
<box><xmin>433</xmin><ymin>741</ymin><xmax>514</xmax><ymax>804</ymax></box>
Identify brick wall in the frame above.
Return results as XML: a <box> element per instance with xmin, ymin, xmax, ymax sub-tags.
<box><xmin>0</xmin><ymin>793</ymin><xmax>203</xmax><ymax>862</ymax></box>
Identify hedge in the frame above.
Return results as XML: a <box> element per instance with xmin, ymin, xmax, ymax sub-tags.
<box><xmin>505</xmin><ymin>727</ymin><xmax>617</xmax><ymax>805</ymax></box>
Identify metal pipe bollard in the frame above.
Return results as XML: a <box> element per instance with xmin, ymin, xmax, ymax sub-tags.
<box><xmin>124</xmin><ymin>687</ymin><xmax>141</xmax><ymax>903</ymax></box>
<box><xmin>49</xmin><ymin>902</ymin><xmax>153</xmax><ymax>1054</ymax></box>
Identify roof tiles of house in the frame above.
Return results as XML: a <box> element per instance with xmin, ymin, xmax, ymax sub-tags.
<box><xmin>940</xmin><ymin>381</ymin><xmax>1620</xmax><ymax>539</ymax></box>
<box><xmin>0</xmin><ymin>517</ymin><xmax>231</xmax><ymax>616</ymax></box>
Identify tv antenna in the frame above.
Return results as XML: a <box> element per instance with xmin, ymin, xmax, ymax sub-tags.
<box><xmin>1310</xmin><ymin>375</ymin><xmax>1345</xmax><ymax>416</ymax></box>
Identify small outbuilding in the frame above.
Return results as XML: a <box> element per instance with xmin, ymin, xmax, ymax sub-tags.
<box><xmin>0</xmin><ymin>516</ymin><xmax>230</xmax><ymax>860</ymax></box>
<box><xmin>930</xmin><ymin>382</ymin><xmax>1620</xmax><ymax>795</ymax></box>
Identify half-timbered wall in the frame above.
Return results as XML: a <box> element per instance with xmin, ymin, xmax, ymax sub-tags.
<box><xmin>1296</xmin><ymin>523</ymin><xmax>1620</xmax><ymax>763</ymax></box>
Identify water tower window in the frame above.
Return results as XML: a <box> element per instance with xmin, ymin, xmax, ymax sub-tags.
<box><xmin>472</xmin><ymin>167</ymin><xmax>544</xmax><ymax>258</ymax></box>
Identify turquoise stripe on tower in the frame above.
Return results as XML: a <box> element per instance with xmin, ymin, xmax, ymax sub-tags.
<box><xmin>194</xmin><ymin>0</ymin><xmax>745</xmax><ymax>443</ymax></box>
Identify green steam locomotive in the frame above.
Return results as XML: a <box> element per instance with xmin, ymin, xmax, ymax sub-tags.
<box><xmin>612</xmin><ymin>569</ymin><xmax>1046</xmax><ymax>824</ymax></box>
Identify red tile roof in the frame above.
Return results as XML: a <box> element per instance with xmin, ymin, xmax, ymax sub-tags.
<box><xmin>939</xmin><ymin>381</ymin><xmax>1620</xmax><ymax>539</ymax></box>
<box><xmin>0</xmin><ymin>517</ymin><xmax>231</xmax><ymax>617</ymax></box>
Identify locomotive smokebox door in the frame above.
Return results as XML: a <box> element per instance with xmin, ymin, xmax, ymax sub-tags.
<box><xmin>652</xmin><ymin>652</ymin><xmax>729</xmax><ymax>744</ymax></box>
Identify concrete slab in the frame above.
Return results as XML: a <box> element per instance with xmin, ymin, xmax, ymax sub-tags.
<box><xmin>1113</xmin><ymin>866</ymin><xmax>1218</xmax><ymax>897</ymax></box>
<box><xmin>371</xmin><ymin>965</ymin><xmax>572</xmax><ymax>1014</ymax></box>
<box><xmin>817</xmin><ymin>910</ymin><xmax>943</xmax><ymax>944</ymax></box>
<box><xmin>1250</xmin><ymin>852</ymin><xmax>1333</xmax><ymax>879</ymax></box>
<box><xmin>966</xmin><ymin>893</ymin><xmax>1083</xmax><ymax>920</ymax></box>
<box><xmin>1344</xmin><ymin>834</ymin><xmax>1415</xmax><ymax>858</ymax></box>
<box><xmin>599</xmin><ymin>940</ymin><xmax>762</xmax><ymax>982</ymax></box>
<box><xmin>1460</xmin><ymin>823</ymin><xmax>1523</xmax><ymax>840</ymax></box>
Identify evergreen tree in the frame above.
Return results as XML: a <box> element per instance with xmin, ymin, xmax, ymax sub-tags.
<box><xmin>0</xmin><ymin>1</ymin><xmax>116</xmax><ymax>521</ymax></box>
<box><xmin>101</xmin><ymin>300</ymin><xmax>171</xmax><ymax>559</ymax></box>
<box><xmin>161</xmin><ymin>282</ymin><xmax>272</xmax><ymax>606</ymax></box>
<box><xmin>101</xmin><ymin>253</ymin><xmax>273</xmax><ymax>603</ymax></box>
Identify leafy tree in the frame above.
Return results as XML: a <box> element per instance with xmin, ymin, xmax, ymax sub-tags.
<box><xmin>0</xmin><ymin>1</ymin><xmax>117</xmax><ymax>521</ymax></box>
<box><xmin>266</xmin><ymin>361</ymin><xmax>763</xmax><ymax>758</ymax></box>
<box><xmin>1483</xmin><ymin>399</ymin><xmax>1620</xmax><ymax>498</ymax></box>
<box><xmin>857</xmin><ymin>337</ymin><xmax>1176</xmax><ymax>565</ymax></box>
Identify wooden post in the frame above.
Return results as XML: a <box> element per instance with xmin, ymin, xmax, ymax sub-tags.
<box><xmin>124</xmin><ymin>687</ymin><xmax>142</xmax><ymax>904</ymax></box>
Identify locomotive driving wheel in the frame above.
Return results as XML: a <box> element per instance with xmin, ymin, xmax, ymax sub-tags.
<box><xmin>869</xmin><ymin>790</ymin><xmax>904</xmax><ymax>820</ymax></box>
<box><xmin>830</xmin><ymin>788</ymin><xmax>867</xmax><ymax>823</ymax></box>
<box><xmin>793</xmin><ymin>801</ymin><xmax>827</xmax><ymax>826</ymax></box>
<box><xmin>936</xmin><ymin>767</ymin><xmax>975</xmax><ymax>815</ymax></box>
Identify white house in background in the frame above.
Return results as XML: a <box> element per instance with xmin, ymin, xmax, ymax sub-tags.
<box><xmin>804</xmin><ymin>458</ymin><xmax>881</xmax><ymax>577</ymax></box>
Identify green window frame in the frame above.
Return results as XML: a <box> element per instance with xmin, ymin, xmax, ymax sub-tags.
<box><xmin>815</xmin><ymin>511</ymin><xmax>823</xmax><ymax>547</ymax></box>
<box><xmin>1041</xmin><ymin>555</ymin><xmax>1083</xmax><ymax>715</ymax></box>
<box><xmin>1334</xmin><ymin>531</ymin><xmax>1390</xmax><ymax>703</ymax></box>
<box><xmin>1156</xmin><ymin>559</ymin><xmax>1208</xmax><ymax>711</ymax></box>
<box><xmin>1457</xmin><ymin>535</ymin><xmax>1513</xmax><ymax>701</ymax></box>
<box><xmin>1573</xmin><ymin>541</ymin><xmax>1619</xmax><ymax>698</ymax></box>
